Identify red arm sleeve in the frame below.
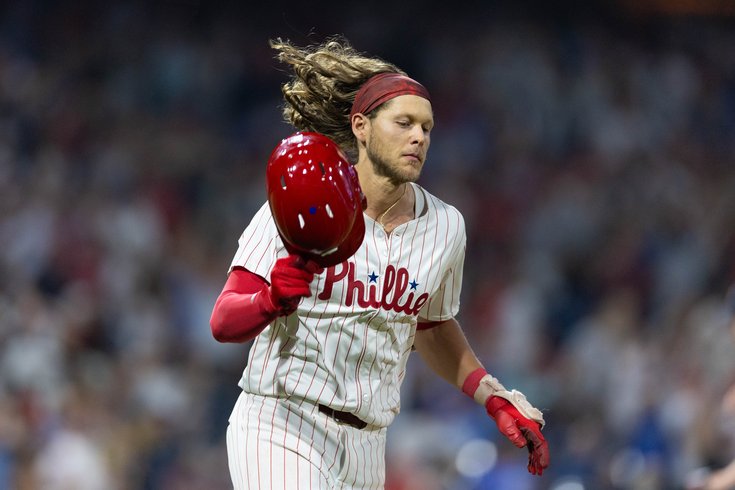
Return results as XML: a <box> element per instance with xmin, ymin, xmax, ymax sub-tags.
<box><xmin>209</xmin><ymin>267</ymin><xmax>279</xmax><ymax>343</ymax></box>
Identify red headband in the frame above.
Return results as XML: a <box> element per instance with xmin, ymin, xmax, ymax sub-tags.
<box><xmin>349</xmin><ymin>72</ymin><xmax>430</xmax><ymax>119</ymax></box>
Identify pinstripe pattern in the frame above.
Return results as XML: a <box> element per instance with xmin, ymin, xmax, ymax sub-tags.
<box><xmin>226</xmin><ymin>183</ymin><xmax>465</xmax><ymax>488</ymax></box>
<box><xmin>227</xmin><ymin>392</ymin><xmax>387</xmax><ymax>489</ymax></box>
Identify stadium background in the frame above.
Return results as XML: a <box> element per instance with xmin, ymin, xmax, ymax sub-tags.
<box><xmin>1</xmin><ymin>1</ymin><xmax>735</xmax><ymax>488</ymax></box>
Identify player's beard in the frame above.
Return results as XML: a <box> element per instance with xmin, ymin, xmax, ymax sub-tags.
<box><xmin>366</xmin><ymin>136</ymin><xmax>421</xmax><ymax>186</ymax></box>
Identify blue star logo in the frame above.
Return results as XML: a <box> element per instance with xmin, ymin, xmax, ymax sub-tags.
<box><xmin>368</xmin><ymin>271</ymin><xmax>379</xmax><ymax>283</ymax></box>
<box><xmin>409</xmin><ymin>279</ymin><xmax>419</xmax><ymax>290</ymax></box>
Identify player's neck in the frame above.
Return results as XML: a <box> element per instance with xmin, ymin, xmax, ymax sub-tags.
<box><xmin>355</xmin><ymin>162</ymin><xmax>401</xmax><ymax>211</ymax></box>
<box><xmin>358</xmin><ymin>174</ymin><xmax>415</xmax><ymax>233</ymax></box>
<box><xmin>354</xmin><ymin>154</ymin><xmax>417</xmax><ymax>233</ymax></box>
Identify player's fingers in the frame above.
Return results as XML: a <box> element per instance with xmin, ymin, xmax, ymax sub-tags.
<box><xmin>303</xmin><ymin>259</ymin><xmax>325</xmax><ymax>275</ymax></box>
<box><xmin>279</xmin><ymin>301</ymin><xmax>298</xmax><ymax>315</ymax></box>
<box><xmin>536</xmin><ymin>442</ymin><xmax>550</xmax><ymax>470</ymax></box>
<box><xmin>528</xmin><ymin>451</ymin><xmax>544</xmax><ymax>476</ymax></box>
<box><xmin>518</xmin><ymin>429</ymin><xmax>543</xmax><ymax>475</ymax></box>
<box><xmin>280</xmin><ymin>272</ymin><xmax>316</xmax><ymax>286</ymax></box>
<box><xmin>522</xmin><ymin>428</ymin><xmax>549</xmax><ymax>475</ymax></box>
<box><xmin>277</xmin><ymin>293</ymin><xmax>299</xmax><ymax>304</ymax></box>
<box><xmin>282</xmin><ymin>255</ymin><xmax>323</xmax><ymax>276</ymax></box>
<box><xmin>496</xmin><ymin>414</ymin><xmax>526</xmax><ymax>448</ymax></box>
<box><xmin>282</xmin><ymin>265</ymin><xmax>315</xmax><ymax>280</ymax></box>
<box><xmin>273</xmin><ymin>268</ymin><xmax>315</xmax><ymax>284</ymax></box>
<box><xmin>521</xmin><ymin>427</ymin><xmax>539</xmax><ymax>450</ymax></box>
<box><xmin>271</xmin><ymin>274</ymin><xmax>313</xmax><ymax>300</ymax></box>
<box><xmin>283</xmin><ymin>254</ymin><xmax>306</xmax><ymax>268</ymax></box>
<box><xmin>278</xmin><ymin>285</ymin><xmax>312</xmax><ymax>299</ymax></box>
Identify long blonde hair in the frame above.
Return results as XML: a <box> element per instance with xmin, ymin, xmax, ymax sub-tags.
<box><xmin>270</xmin><ymin>36</ymin><xmax>404</xmax><ymax>159</ymax></box>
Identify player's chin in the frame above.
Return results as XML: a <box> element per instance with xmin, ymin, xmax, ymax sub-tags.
<box><xmin>400</xmin><ymin>169</ymin><xmax>421</xmax><ymax>184</ymax></box>
<box><xmin>401</xmin><ymin>160</ymin><xmax>423</xmax><ymax>180</ymax></box>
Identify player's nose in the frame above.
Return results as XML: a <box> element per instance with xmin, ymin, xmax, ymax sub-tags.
<box><xmin>409</xmin><ymin>124</ymin><xmax>427</xmax><ymax>147</ymax></box>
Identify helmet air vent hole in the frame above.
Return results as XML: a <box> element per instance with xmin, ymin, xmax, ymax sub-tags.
<box><xmin>280</xmin><ymin>175</ymin><xmax>287</xmax><ymax>189</ymax></box>
<box><xmin>319</xmin><ymin>162</ymin><xmax>326</xmax><ymax>175</ymax></box>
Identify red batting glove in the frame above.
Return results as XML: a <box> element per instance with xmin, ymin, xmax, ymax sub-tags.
<box><xmin>485</xmin><ymin>396</ymin><xmax>549</xmax><ymax>476</ymax></box>
<box><xmin>462</xmin><ymin>368</ymin><xmax>549</xmax><ymax>476</ymax></box>
<box><xmin>266</xmin><ymin>255</ymin><xmax>323</xmax><ymax>315</ymax></box>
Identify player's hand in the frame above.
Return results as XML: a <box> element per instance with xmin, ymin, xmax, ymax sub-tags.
<box><xmin>267</xmin><ymin>254</ymin><xmax>324</xmax><ymax>315</ymax></box>
<box><xmin>485</xmin><ymin>395</ymin><xmax>549</xmax><ymax>476</ymax></box>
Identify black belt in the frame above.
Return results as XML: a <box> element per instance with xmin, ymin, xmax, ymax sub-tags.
<box><xmin>318</xmin><ymin>404</ymin><xmax>368</xmax><ymax>430</ymax></box>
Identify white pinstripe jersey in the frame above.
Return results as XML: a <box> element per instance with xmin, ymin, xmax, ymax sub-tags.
<box><xmin>229</xmin><ymin>182</ymin><xmax>466</xmax><ymax>428</ymax></box>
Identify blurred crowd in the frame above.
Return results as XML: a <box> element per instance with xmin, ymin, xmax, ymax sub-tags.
<box><xmin>1</xmin><ymin>1</ymin><xmax>735</xmax><ymax>489</ymax></box>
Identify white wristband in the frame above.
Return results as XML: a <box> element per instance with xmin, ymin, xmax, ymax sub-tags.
<box><xmin>476</xmin><ymin>374</ymin><xmax>545</xmax><ymax>429</ymax></box>
<box><xmin>473</xmin><ymin>373</ymin><xmax>507</xmax><ymax>405</ymax></box>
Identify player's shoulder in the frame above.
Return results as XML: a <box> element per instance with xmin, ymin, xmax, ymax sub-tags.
<box><xmin>254</xmin><ymin>200</ymin><xmax>273</xmax><ymax>218</ymax></box>
<box><xmin>251</xmin><ymin>200</ymin><xmax>277</xmax><ymax>225</ymax></box>
<box><xmin>240</xmin><ymin>201</ymin><xmax>277</xmax><ymax>237</ymax></box>
<box><xmin>415</xmin><ymin>184</ymin><xmax>466</xmax><ymax>230</ymax></box>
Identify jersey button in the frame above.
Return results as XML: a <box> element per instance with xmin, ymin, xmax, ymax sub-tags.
<box><xmin>362</xmin><ymin>394</ymin><xmax>370</xmax><ymax>402</ymax></box>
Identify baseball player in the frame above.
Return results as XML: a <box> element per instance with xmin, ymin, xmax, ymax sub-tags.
<box><xmin>210</xmin><ymin>37</ymin><xmax>549</xmax><ymax>489</ymax></box>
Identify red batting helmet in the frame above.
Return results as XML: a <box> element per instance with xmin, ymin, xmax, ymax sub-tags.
<box><xmin>266</xmin><ymin>132</ymin><xmax>367</xmax><ymax>268</ymax></box>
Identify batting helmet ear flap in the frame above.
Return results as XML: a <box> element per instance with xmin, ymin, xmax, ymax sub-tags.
<box><xmin>266</xmin><ymin>132</ymin><xmax>366</xmax><ymax>268</ymax></box>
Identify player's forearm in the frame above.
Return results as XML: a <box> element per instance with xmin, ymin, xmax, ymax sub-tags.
<box><xmin>414</xmin><ymin>318</ymin><xmax>483</xmax><ymax>389</ymax></box>
<box><xmin>210</xmin><ymin>290</ymin><xmax>277</xmax><ymax>343</ymax></box>
<box><xmin>210</xmin><ymin>268</ymin><xmax>278</xmax><ymax>343</ymax></box>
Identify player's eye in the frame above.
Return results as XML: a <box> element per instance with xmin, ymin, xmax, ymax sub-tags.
<box><xmin>396</xmin><ymin>120</ymin><xmax>410</xmax><ymax>128</ymax></box>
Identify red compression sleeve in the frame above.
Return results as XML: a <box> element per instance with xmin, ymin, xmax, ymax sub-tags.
<box><xmin>209</xmin><ymin>267</ymin><xmax>279</xmax><ymax>343</ymax></box>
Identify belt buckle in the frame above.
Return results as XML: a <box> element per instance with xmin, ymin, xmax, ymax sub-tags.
<box><xmin>318</xmin><ymin>404</ymin><xmax>367</xmax><ymax>430</ymax></box>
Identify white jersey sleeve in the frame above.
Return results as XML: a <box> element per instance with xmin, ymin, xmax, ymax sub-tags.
<box><xmin>417</xmin><ymin>206</ymin><xmax>466</xmax><ymax>322</ymax></box>
<box><xmin>228</xmin><ymin>202</ymin><xmax>284</xmax><ymax>280</ymax></box>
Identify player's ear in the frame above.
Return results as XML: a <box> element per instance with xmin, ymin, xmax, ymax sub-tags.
<box><xmin>351</xmin><ymin>113</ymin><xmax>369</xmax><ymax>143</ymax></box>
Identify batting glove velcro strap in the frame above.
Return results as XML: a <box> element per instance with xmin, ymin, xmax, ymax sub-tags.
<box><xmin>462</xmin><ymin>368</ymin><xmax>545</xmax><ymax>428</ymax></box>
<box><xmin>490</xmin><ymin>388</ymin><xmax>545</xmax><ymax>429</ymax></box>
